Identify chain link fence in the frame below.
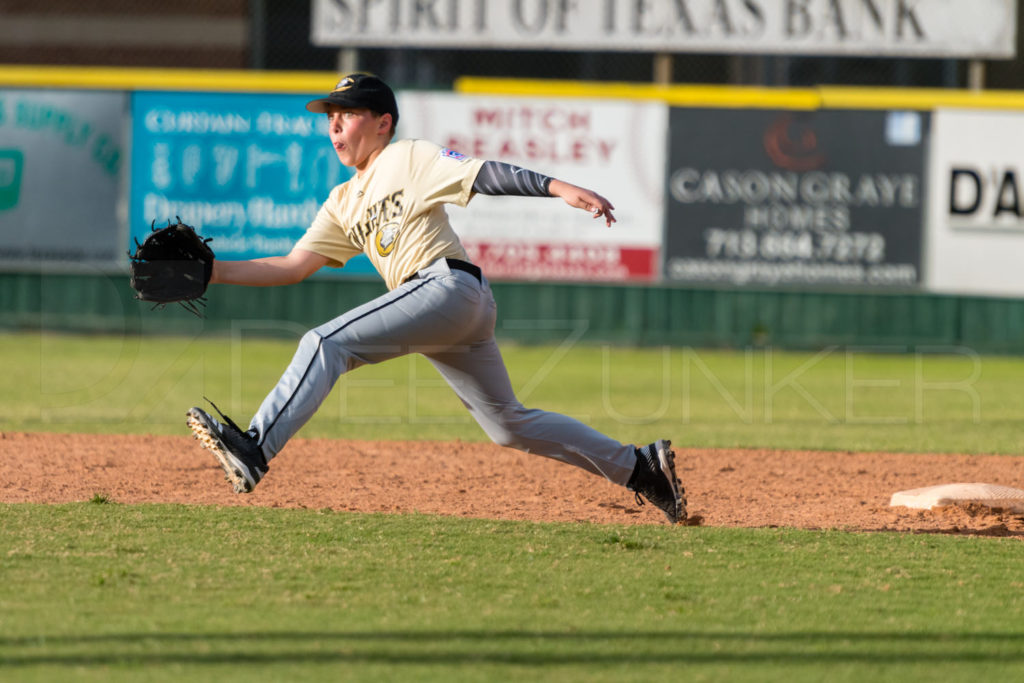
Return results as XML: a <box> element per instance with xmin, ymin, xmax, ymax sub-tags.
<box><xmin>2</xmin><ymin>1</ymin><xmax>1022</xmax><ymax>90</ymax></box>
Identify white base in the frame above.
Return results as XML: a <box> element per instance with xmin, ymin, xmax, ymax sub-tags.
<box><xmin>890</xmin><ymin>483</ymin><xmax>1024</xmax><ymax>512</ymax></box>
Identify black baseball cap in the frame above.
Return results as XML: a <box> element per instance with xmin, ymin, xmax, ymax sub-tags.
<box><xmin>305</xmin><ymin>73</ymin><xmax>399</xmax><ymax>125</ymax></box>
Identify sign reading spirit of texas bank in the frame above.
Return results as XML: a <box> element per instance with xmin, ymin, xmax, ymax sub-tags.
<box><xmin>311</xmin><ymin>0</ymin><xmax>1017</xmax><ymax>58</ymax></box>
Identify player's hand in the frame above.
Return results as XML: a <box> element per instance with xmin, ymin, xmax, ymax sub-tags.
<box><xmin>548</xmin><ymin>179</ymin><xmax>616</xmax><ymax>227</ymax></box>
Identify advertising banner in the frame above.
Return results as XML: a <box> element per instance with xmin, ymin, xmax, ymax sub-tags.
<box><xmin>925</xmin><ymin>109</ymin><xmax>1024</xmax><ymax>297</ymax></box>
<box><xmin>397</xmin><ymin>92</ymin><xmax>666</xmax><ymax>282</ymax></box>
<box><xmin>0</xmin><ymin>89</ymin><xmax>125</xmax><ymax>267</ymax></box>
<box><xmin>664</xmin><ymin>108</ymin><xmax>926</xmax><ymax>289</ymax></box>
<box><xmin>130</xmin><ymin>91</ymin><xmax>375</xmax><ymax>275</ymax></box>
<box><xmin>312</xmin><ymin>0</ymin><xmax>1016</xmax><ymax>59</ymax></box>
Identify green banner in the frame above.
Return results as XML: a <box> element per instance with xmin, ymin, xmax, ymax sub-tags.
<box><xmin>0</xmin><ymin>149</ymin><xmax>22</xmax><ymax>212</ymax></box>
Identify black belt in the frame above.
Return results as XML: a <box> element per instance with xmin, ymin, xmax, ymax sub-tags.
<box><xmin>403</xmin><ymin>258</ymin><xmax>481</xmax><ymax>284</ymax></box>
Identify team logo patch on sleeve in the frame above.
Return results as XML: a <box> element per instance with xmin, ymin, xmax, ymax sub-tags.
<box><xmin>440</xmin><ymin>148</ymin><xmax>467</xmax><ymax>161</ymax></box>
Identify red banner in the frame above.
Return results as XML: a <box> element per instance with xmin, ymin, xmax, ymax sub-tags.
<box><xmin>464</xmin><ymin>242</ymin><xmax>658</xmax><ymax>282</ymax></box>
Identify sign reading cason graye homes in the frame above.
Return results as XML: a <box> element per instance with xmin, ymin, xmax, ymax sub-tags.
<box><xmin>663</xmin><ymin>108</ymin><xmax>927</xmax><ymax>289</ymax></box>
<box><xmin>311</xmin><ymin>0</ymin><xmax>1017</xmax><ymax>58</ymax></box>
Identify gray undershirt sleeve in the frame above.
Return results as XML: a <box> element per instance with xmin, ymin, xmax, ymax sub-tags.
<box><xmin>472</xmin><ymin>160</ymin><xmax>554</xmax><ymax>197</ymax></box>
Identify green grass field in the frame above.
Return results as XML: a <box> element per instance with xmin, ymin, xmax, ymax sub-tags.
<box><xmin>2</xmin><ymin>331</ymin><xmax>1023</xmax><ymax>681</ymax></box>
<box><xmin>2</xmin><ymin>331</ymin><xmax>1021</xmax><ymax>453</ymax></box>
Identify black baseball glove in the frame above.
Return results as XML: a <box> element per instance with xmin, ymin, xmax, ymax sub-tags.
<box><xmin>128</xmin><ymin>218</ymin><xmax>215</xmax><ymax>317</ymax></box>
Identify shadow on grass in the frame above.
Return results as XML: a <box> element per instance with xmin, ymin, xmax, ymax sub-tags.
<box><xmin>2</xmin><ymin>629</ymin><xmax>1024</xmax><ymax>667</ymax></box>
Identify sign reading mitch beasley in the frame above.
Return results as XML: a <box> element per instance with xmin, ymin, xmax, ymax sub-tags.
<box><xmin>312</xmin><ymin>0</ymin><xmax>1016</xmax><ymax>58</ymax></box>
<box><xmin>664</xmin><ymin>108</ymin><xmax>926</xmax><ymax>289</ymax></box>
<box><xmin>397</xmin><ymin>92</ymin><xmax>666</xmax><ymax>282</ymax></box>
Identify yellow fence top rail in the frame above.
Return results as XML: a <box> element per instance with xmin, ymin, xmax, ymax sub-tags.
<box><xmin>0</xmin><ymin>65</ymin><xmax>337</xmax><ymax>93</ymax></box>
<box><xmin>5</xmin><ymin>66</ymin><xmax>1024</xmax><ymax>111</ymax></box>
<box><xmin>456</xmin><ymin>77</ymin><xmax>820</xmax><ymax>109</ymax></box>
<box><xmin>456</xmin><ymin>77</ymin><xmax>1024</xmax><ymax>111</ymax></box>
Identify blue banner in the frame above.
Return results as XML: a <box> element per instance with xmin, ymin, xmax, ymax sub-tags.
<box><xmin>130</xmin><ymin>91</ymin><xmax>374</xmax><ymax>275</ymax></box>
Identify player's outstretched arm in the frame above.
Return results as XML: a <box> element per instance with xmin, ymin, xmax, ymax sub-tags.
<box><xmin>211</xmin><ymin>248</ymin><xmax>329</xmax><ymax>286</ymax></box>
<box><xmin>548</xmin><ymin>178</ymin><xmax>616</xmax><ymax>227</ymax></box>
<box><xmin>471</xmin><ymin>160</ymin><xmax>616</xmax><ymax>227</ymax></box>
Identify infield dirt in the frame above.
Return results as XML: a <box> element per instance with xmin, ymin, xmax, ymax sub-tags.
<box><xmin>2</xmin><ymin>432</ymin><xmax>1023</xmax><ymax>537</ymax></box>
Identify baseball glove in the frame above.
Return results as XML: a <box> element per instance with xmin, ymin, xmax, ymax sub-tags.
<box><xmin>128</xmin><ymin>218</ymin><xmax>215</xmax><ymax>317</ymax></box>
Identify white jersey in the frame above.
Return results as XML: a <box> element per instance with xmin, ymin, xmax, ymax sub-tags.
<box><xmin>295</xmin><ymin>139</ymin><xmax>485</xmax><ymax>290</ymax></box>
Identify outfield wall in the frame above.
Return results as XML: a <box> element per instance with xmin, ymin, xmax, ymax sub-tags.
<box><xmin>2</xmin><ymin>67</ymin><xmax>1024</xmax><ymax>351</ymax></box>
<box><xmin>5</xmin><ymin>271</ymin><xmax>1024</xmax><ymax>355</ymax></box>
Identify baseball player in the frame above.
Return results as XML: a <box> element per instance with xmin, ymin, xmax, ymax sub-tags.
<box><xmin>186</xmin><ymin>73</ymin><xmax>685</xmax><ymax>524</ymax></box>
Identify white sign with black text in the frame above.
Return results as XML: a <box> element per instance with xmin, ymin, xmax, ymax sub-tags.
<box><xmin>396</xmin><ymin>91</ymin><xmax>667</xmax><ymax>282</ymax></box>
<box><xmin>311</xmin><ymin>0</ymin><xmax>1017</xmax><ymax>58</ymax></box>
<box><xmin>925</xmin><ymin>108</ymin><xmax>1024</xmax><ymax>297</ymax></box>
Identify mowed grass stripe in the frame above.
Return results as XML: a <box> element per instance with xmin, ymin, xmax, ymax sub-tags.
<box><xmin>2</xmin><ymin>331</ymin><xmax>1022</xmax><ymax>454</ymax></box>
<box><xmin>1</xmin><ymin>503</ymin><xmax>1023</xmax><ymax>682</ymax></box>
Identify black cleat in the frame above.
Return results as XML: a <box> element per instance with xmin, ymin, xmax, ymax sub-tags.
<box><xmin>627</xmin><ymin>439</ymin><xmax>686</xmax><ymax>524</ymax></box>
<box><xmin>186</xmin><ymin>401</ymin><xmax>268</xmax><ymax>493</ymax></box>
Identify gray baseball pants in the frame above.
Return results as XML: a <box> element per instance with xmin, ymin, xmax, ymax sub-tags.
<box><xmin>248</xmin><ymin>257</ymin><xmax>638</xmax><ymax>485</ymax></box>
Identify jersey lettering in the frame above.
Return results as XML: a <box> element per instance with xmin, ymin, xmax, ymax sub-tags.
<box><xmin>296</xmin><ymin>140</ymin><xmax>482</xmax><ymax>289</ymax></box>
<box><xmin>351</xmin><ymin>189</ymin><xmax>404</xmax><ymax>249</ymax></box>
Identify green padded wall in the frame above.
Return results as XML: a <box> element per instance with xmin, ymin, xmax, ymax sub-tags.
<box><xmin>2</xmin><ymin>272</ymin><xmax>1022</xmax><ymax>354</ymax></box>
